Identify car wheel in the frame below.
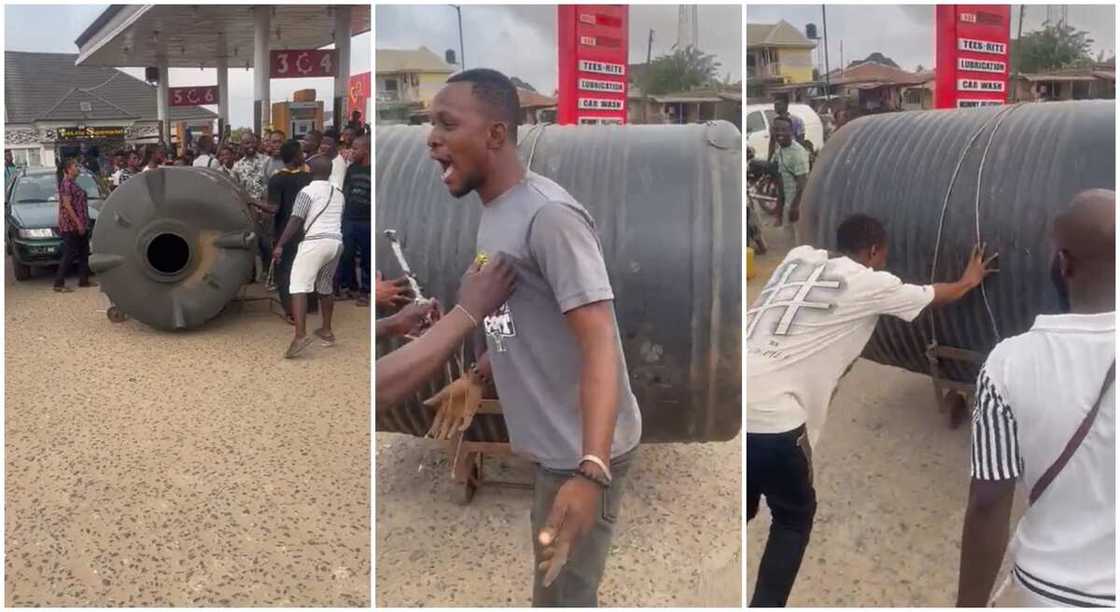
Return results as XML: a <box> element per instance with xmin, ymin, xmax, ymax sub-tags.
<box><xmin>12</xmin><ymin>260</ymin><xmax>31</xmax><ymax>281</ymax></box>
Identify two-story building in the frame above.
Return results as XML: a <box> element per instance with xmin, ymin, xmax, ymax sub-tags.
<box><xmin>375</xmin><ymin>46</ymin><xmax>456</xmax><ymax>124</ymax></box>
<box><xmin>747</xmin><ymin>20</ymin><xmax>817</xmax><ymax>99</ymax></box>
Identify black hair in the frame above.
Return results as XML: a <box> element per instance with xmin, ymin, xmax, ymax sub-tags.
<box><xmin>446</xmin><ymin>68</ymin><xmax>521</xmax><ymax>145</ymax></box>
<box><xmin>280</xmin><ymin>139</ymin><xmax>303</xmax><ymax>165</ymax></box>
<box><xmin>771</xmin><ymin>116</ymin><xmax>793</xmax><ymax>128</ymax></box>
<box><xmin>322</xmin><ymin>128</ymin><xmax>339</xmax><ymax>141</ymax></box>
<box><xmin>836</xmin><ymin>214</ymin><xmax>888</xmax><ymax>254</ymax></box>
<box><xmin>57</xmin><ymin>157</ymin><xmax>78</xmax><ymax>186</ymax></box>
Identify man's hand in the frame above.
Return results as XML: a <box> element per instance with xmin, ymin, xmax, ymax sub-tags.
<box><xmin>377</xmin><ymin>272</ymin><xmax>415</xmax><ymax>309</ymax></box>
<box><xmin>271</xmin><ymin>245</ymin><xmax>283</xmax><ymax>262</ymax></box>
<box><xmin>457</xmin><ymin>252</ymin><xmax>517</xmax><ymax>320</ymax></box>
<box><xmin>422</xmin><ymin>370</ymin><xmax>484</xmax><ymax>439</ymax></box>
<box><xmin>538</xmin><ymin>476</ymin><xmax>602</xmax><ymax>587</ymax></box>
<box><xmin>387</xmin><ymin>300</ymin><xmax>440</xmax><ymax>337</ymax></box>
<box><xmin>961</xmin><ymin>243</ymin><xmax>999</xmax><ymax>288</ymax></box>
<box><xmin>787</xmin><ymin>205</ymin><xmax>800</xmax><ymax>224</ymax></box>
<box><xmin>931</xmin><ymin>243</ymin><xmax>1000</xmax><ymax>307</ymax></box>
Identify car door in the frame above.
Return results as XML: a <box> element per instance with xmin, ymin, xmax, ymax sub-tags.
<box><xmin>745</xmin><ymin>110</ymin><xmax>770</xmax><ymax>159</ymax></box>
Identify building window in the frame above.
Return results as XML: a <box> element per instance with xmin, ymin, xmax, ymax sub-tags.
<box><xmin>385</xmin><ymin>78</ymin><xmax>399</xmax><ymax>92</ymax></box>
<box><xmin>905</xmin><ymin>89</ymin><xmax>923</xmax><ymax>105</ymax></box>
<box><xmin>10</xmin><ymin>147</ymin><xmax>40</xmax><ymax>168</ymax></box>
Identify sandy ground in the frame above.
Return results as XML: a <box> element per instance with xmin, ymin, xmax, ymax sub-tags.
<box><xmin>375</xmin><ymin>365</ymin><xmax>742</xmax><ymax>603</ymax></box>
<box><xmin>745</xmin><ymin>222</ymin><xmax>1025</xmax><ymax>606</ymax></box>
<box><xmin>5</xmin><ymin>260</ymin><xmax>371</xmax><ymax>606</ymax></box>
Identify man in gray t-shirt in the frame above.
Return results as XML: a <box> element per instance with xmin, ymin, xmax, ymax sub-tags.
<box><xmin>425</xmin><ymin>68</ymin><xmax>642</xmax><ymax>606</ymax></box>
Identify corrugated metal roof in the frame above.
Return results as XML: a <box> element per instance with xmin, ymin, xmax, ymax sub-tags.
<box><xmin>827</xmin><ymin>61</ymin><xmax>927</xmax><ymax>86</ymax></box>
<box><xmin>5</xmin><ymin>51</ymin><xmax>217</xmax><ymax>124</ymax></box>
<box><xmin>376</xmin><ymin>46</ymin><xmax>456</xmax><ymax>75</ymax></box>
<box><xmin>747</xmin><ymin>20</ymin><xmax>816</xmax><ymax>49</ymax></box>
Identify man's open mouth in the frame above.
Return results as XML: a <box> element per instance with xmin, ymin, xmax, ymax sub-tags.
<box><xmin>437</xmin><ymin>158</ymin><xmax>454</xmax><ymax>184</ymax></box>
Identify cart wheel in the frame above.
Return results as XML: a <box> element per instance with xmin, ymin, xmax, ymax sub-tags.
<box><xmin>107</xmin><ymin>306</ymin><xmax>127</xmax><ymax>323</ymax></box>
<box><xmin>453</xmin><ymin>459</ymin><xmax>480</xmax><ymax>506</ymax></box>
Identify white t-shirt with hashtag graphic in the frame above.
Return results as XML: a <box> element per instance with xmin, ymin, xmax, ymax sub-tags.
<box><xmin>746</xmin><ymin>246</ymin><xmax>934</xmax><ymax>444</ymax></box>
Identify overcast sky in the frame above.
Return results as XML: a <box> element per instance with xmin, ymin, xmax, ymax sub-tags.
<box><xmin>376</xmin><ymin>4</ymin><xmax>742</xmax><ymax>94</ymax></box>
<box><xmin>5</xmin><ymin>4</ymin><xmax>371</xmax><ymax>128</ymax></box>
<box><xmin>748</xmin><ymin>4</ymin><xmax>1115</xmax><ymax>73</ymax></box>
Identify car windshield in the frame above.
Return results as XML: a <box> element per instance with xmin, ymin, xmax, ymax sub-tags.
<box><xmin>12</xmin><ymin>173</ymin><xmax>101</xmax><ymax>204</ymax></box>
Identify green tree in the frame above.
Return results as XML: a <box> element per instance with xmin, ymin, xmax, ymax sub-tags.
<box><xmin>1011</xmin><ymin>21</ymin><xmax>1095</xmax><ymax>73</ymax></box>
<box><xmin>643</xmin><ymin>46</ymin><xmax>721</xmax><ymax>95</ymax></box>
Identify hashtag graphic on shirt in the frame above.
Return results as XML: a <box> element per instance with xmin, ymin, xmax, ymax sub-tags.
<box><xmin>746</xmin><ymin>261</ymin><xmax>841</xmax><ymax>338</ymax></box>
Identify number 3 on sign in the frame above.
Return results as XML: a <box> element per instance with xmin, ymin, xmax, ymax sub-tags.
<box><xmin>276</xmin><ymin>53</ymin><xmax>289</xmax><ymax>75</ymax></box>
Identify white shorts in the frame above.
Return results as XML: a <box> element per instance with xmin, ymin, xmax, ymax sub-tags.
<box><xmin>290</xmin><ymin>239</ymin><xmax>343</xmax><ymax>295</ymax></box>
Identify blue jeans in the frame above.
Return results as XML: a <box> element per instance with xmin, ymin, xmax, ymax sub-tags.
<box><xmin>338</xmin><ymin>219</ymin><xmax>370</xmax><ymax>293</ymax></box>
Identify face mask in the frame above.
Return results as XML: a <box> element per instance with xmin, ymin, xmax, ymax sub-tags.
<box><xmin>1050</xmin><ymin>254</ymin><xmax>1072</xmax><ymax>313</ymax></box>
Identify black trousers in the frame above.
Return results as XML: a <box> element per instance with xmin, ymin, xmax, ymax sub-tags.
<box><xmin>747</xmin><ymin>425</ymin><xmax>817</xmax><ymax>607</ymax></box>
<box><xmin>54</xmin><ymin>231</ymin><xmax>90</xmax><ymax>288</ymax></box>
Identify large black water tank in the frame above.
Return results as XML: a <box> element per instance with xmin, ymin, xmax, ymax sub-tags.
<box><xmin>802</xmin><ymin>101</ymin><xmax>1115</xmax><ymax>382</ymax></box>
<box><xmin>89</xmin><ymin>167</ymin><xmax>257</xmax><ymax>330</ymax></box>
<box><xmin>376</xmin><ymin>122</ymin><xmax>742</xmax><ymax>443</ymax></box>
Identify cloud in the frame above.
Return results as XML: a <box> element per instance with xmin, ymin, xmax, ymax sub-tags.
<box><xmin>6</xmin><ymin>4</ymin><xmax>371</xmax><ymax>128</ymax></box>
<box><xmin>376</xmin><ymin>4</ymin><xmax>743</xmax><ymax>94</ymax></box>
<box><xmin>748</xmin><ymin>4</ymin><xmax>1115</xmax><ymax>72</ymax></box>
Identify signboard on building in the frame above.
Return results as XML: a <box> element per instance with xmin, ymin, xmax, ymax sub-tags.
<box><xmin>557</xmin><ymin>5</ymin><xmax>629</xmax><ymax>125</ymax></box>
<box><xmin>170</xmin><ymin>86</ymin><xmax>219</xmax><ymax>107</ymax></box>
<box><xmin>55</xmin><ymin>126</ymin><xmax>127</xmax><ymax>140</ymax></box>
<box><xmin>935</xmin><ymin>5</ymin><xmax>1011</xmax><ymax>108</ymax></box>
<box><xmin>348</xmin><ymin>72</ymin><xmax>371</xmax><ymax>121</ymax></box>
<box><xmin>270</xmin><ymin>49</ymin><xmax>337</xmax><ymax>79</ymax></box>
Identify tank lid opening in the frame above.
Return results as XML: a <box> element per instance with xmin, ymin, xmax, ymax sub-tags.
<box><xmin>147</xmin><ymin>232</ymin><xmax>190</xmax><ymax>276</ymax></box>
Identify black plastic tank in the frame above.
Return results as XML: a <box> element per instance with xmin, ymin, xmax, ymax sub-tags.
<box><xmin>802</xmin><ymin>100</ymin><xmax>1115</xmax><ymax>382</ymax></box>
<box><xmin>376</xmin><ymin>122</ymin><xmax>742</xmax><ymax>443</ymax></box>
<box><xmin>89</xmin><ymin>167</ymin><xmax>258</xmax><ymax>330</ymax></box>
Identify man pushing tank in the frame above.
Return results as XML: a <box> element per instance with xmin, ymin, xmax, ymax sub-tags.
<box><xmin>746</xmin><ymin>215</ymin><xmax>997</xmax><ymax>606</ymax></box>
<box><xmin>273</xmin><ymin>155</ymin><xmax>345</xmax><ymax>358</ymax></box>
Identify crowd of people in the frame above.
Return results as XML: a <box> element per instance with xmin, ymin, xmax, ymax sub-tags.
<box><xmin>47</xmin><ymin>111</ymin><xmax>372</xmax><ymax>357</ymax></box>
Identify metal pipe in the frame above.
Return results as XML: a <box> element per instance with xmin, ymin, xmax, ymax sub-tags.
<box><xmin>253</xmin><ymin>6</ymin><xmax>271</xmax><ymax>134</ymax></box>
<box><xmin>156</xmin><ymin>58</ymin><xmax>170</xmax><ymax>145</ymax></box>
<box><xmin>216</xmin><ymin>48</ymin><xmax>229</xmax><ymax>138</ymax></box>
<box><xmin>334</xmin><ymin>6</ymin><xmax>352</xmax><ymax>131</ymax></box>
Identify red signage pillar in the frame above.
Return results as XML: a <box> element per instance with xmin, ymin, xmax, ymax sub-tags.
<box><xmin>935</xmin><ymin>5</ymin><xmax>1011</xmax><ymax>109</ymax></box>
<box><xmin>557</xmin><ymin>5</ymin><xmax>629</xmax><ymax>125</ymax></box>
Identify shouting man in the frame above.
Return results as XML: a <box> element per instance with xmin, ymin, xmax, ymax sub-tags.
<box><xmin>746</xmin><ymin>214</ymin><xmax>996</xmax><ymax>606</ymax></box>
<box><xmin>957</xmin><ymin>190</ymin><xmax>1115</xmax><ymax>607</ymax></box>
<box><xmin>425</xmin><ymin>68</ymin><xmax>642</xmax><ymax>606</ymax></box>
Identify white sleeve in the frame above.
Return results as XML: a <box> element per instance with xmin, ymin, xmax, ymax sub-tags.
<box><xmin>867</xmin><ymin>271</ymin><xmax>934</xmax><ymax>322</ymax></box>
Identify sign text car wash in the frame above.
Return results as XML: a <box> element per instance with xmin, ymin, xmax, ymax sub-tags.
<box><xmin>935</xmin><ymin>5</ymin><xmax>1011</xmax><ymax>109</ymax></box>
<box><xmin>557</xmin><ymin>5</ymin><xmax>629</xmax><ymax>125</ymax></box>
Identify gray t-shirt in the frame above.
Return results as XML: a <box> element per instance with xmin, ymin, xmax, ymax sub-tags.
<box><xmin>476</xmin><ymin>171</ymin><xmax>642</xmax><ymax>469</ymax></box>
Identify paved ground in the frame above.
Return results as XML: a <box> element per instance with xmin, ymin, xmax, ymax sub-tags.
<box><xmin>5</xmin><ymin>260</ymin><xmax>370</xmax><ymax>606</ymax></box>
<box><xmin>746</xmin><ymin>222</ymin><xmax>1025</xmax><ymax>606</ymax></box>
<box><xmin>375</xmin><ymin>384</ymin><xmax>741</xmax><ymax>603</ymax></box>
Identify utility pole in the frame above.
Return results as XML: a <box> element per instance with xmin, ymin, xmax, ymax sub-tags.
<box><xmin>450</xmin><ymin>5</ymin><xmax>465</xmax><ymax>70</ymax></box>
<box><xmin>821</xmin><ymin>5</ymin><xmax>831</xmax><ymax>104</ymax></box>
<box><xmin>1013</xmin><ymin>4</ymin><xmax>1025</xmax><ymax>102</ymax></box>
<box><xmin>644</xmin><ymin>29</ymin><xmax>654</xmax><ymax>123</ymax></box>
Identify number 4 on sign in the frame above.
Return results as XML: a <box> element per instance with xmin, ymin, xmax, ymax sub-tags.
<box><xmin>320</xmin><ymin>54</ymin><xmax>332</xmax><ymax>75</ymax></box>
